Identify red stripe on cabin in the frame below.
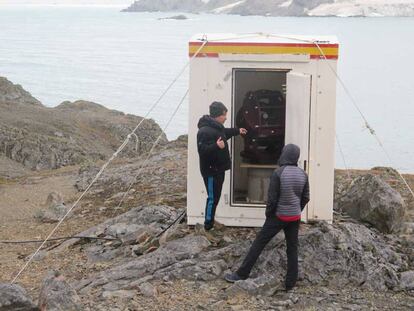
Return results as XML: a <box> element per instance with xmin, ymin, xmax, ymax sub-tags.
<box><xmin>310</xmin><ymin>55</ymin><xmax>338</xmax><ymax>59</ymax></box>
<box><xmin>189</xmin><ymin>53</ymin><xmax>219</xmax><ymax>57</ymax></box>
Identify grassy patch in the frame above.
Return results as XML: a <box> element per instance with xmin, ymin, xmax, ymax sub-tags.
<box><xmin>0</xmin><ymin>177</ymin><xmax>8</xmax><ymax>184</ymax></box>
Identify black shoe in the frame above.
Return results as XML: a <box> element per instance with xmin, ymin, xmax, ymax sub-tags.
<box><xmin>224</xmin><ymin>273</ymin><xmax>246</xmax><ymax>283</ymax></box>
<box><xmin>285</xmin><ymin>285</ymin><xmax>295</xmax><ymax>292</ymax></box>
<box><xmin>204</xmin><ymin>223</ymin><xmax>214</xmax><ymax>231</ymax></box>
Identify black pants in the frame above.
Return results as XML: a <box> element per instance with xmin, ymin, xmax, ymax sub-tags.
<box><xmin>236</xmin><ymin>217</ymin><xmax>300</xmax><ymax>288</ymax></box>
<box><xmin>202</xmin><ymin>172</ymin><xmax>225</xmax><ymax>229</ymax></box>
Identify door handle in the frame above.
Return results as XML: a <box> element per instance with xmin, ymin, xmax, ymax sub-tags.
<box><xmin>304</xmin><ymin>160</ymin><xmax>307</xmax><ymax>172</ymax></box>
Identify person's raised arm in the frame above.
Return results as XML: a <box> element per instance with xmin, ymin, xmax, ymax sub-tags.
<box><xmin>224</xmin><ymin>128</ymin><xmax>247</xmax><ymax>140</ymax></box>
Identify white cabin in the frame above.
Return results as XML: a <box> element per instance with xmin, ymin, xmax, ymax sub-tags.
<box><xmin>187</xmin><ymin>33</ymin><xmax>339</xmax><ymax>227</ymax></box>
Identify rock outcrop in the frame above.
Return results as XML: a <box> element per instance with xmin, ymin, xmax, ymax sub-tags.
<box><xmin>72</xmin><ymin>139</ymin><xmax>188</xmax><ymax>208</ymax></box>
<box><xmin>336</xmin><ymin>174</ymin><xmax>406</xmax><ymax>233</ymax></box>
<box><xmin>0</xmin><ymin>77</ymin><xmax>41</xmax><ymax>107</ymax></box>
<box><xmin>0</xmin><ymin>77</ymin><xmax>167</xmax><ymax>171</ymax></box>
<box><xmin>400</xmin><ymin>271</ymin><xmax>414</xmax><ymax>291</ymax></box>
<box><xmin>0</xmin><ymin>283</ymin><xmax>38</xmax><ymax>311</ymax></box>
<box><xmin>71</xmin><ymin>214</ymin><xmax>410</xmax><ymax>296</ymax></box>
<box><xmin>122</xmin><ymin>0</ymin><xmax>414</xmax><ymax>17</ymax></box>
<box><xmin>38</xmin><ymin>271</ymin><xmax>83</xmax><ymax>311</ymax></box>
<box><xmin>0</xmin><ymin>154</ymin><xmax>29</xmax><ymax>179</ymax></box>
<box><xmin>158</xmin><ymin>14</ymin><xmax>188</xmax><ymax>20</ymax></box>
<box><xmin>34</xmin><ymin>192</ymin><xmax>69</xmax><ymax>223</ymax></box>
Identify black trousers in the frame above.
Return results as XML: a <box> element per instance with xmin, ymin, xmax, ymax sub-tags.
<box><xmin>202</xmin><ymin>172</ymin><xmax>225</xmax><ymax>229</ymax></box>
<box><xmin>236</xmin><ymin>217</ymin><xmax>300</xmax><ymax>288</ymax></box>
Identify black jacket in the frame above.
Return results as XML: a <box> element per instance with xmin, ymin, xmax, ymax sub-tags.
<box><xmin>197</xmin><ymin>115</ymin><xmax>239</xmax><ymax>176</ymax></box>
<box><xmin>265</xmin><ymin>144</ymin><xmax>310</xmax><ymax>218</ymax></box>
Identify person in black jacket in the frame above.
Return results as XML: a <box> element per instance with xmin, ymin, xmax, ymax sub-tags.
<box><xmin>224</xmin><ymin>144</ymin><xmax>310</xmax><ymax>291</ymax></box>
<box><xmin>197</xmin><ymin>101</ymin><xmax>247</xmax><ymax>231</ymax></box>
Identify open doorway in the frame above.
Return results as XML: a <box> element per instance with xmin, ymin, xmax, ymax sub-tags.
<box><xmin>231</xmin><ymin>69</ymin><xmax>288</xmax><ymax>206</ymax></box>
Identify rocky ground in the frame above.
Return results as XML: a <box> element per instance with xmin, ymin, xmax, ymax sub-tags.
<box><xmin>1</xmin><ymin>136</ymin><xmax>414</xmax><ymax>310</ymax></box>
<box><xmin>1</xmin><ymin>77</ymin><xmax>414</xmax><ymax>310</ymax></box>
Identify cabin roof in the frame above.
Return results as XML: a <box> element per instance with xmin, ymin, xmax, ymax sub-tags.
<box><xmin>189</xmin><ymin>33</ymin><xmax>339</xmax><ymax>60</ymax></box>
<box><xmin>189</xmin><ymin>33</ymin><xmax>339</xmax><ymax>45</ymax></box>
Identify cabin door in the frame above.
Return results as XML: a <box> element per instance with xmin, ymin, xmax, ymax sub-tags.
<box><xmin>285</xmin><ymin>71</ymin><xmax>311</xmax><ymax>170</ymax></box>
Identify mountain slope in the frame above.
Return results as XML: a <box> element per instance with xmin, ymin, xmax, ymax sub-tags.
<box><xmin>123</xmin><ymin>0</ymin><xmax>414</xmax><ymax>17</ymax></box>
<box><xmin>0</xmin><ymin>77</ymin><xmax>166</xmax><ymax>171</ymax></box>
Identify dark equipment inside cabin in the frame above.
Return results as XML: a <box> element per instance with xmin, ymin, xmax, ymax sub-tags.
<box><xmin>236</xmin><ymin>89</ymin><xmax>286</xmax><ymax>164</ymax></box>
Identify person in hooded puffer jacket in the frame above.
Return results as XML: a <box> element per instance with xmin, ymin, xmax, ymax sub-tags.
<box><xmin>197</xmin><ymin>101</ymin><xmax>247</xmax><ymax>231</ymax></box>
<box><xmin>224</xmin><ymin>144</ymin><xmax>310</xmax><ymax>291</ymax></box>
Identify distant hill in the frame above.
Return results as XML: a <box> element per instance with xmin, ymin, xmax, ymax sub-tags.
<box><xmin>0</xmin><ymin>77</ymin><xmax>166</xmax><ymax>171</ymax></box>
<box><xmin>123</xmin><ymin>0</ymin><xmax>414</xmax><ymax>17</ymax></box>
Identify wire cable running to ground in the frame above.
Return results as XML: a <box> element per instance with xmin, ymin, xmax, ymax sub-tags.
<box><xmin>156</xmin><ymin>210</ymin><xmax>187</xmax><ymax>239</ymax></box>
<box><xmin>10</xmin><ymin>41</ymin><xmax>208</xmax><ymax>284</ymax></box>
<box><xmin>0</xmin><ymin>236</ymin><xmax>119</xmax><ymax>244</ymax></box>
<box><xmin>262</xmin><ymin>32</ymin><xmax>414</xmax><ymax>197</ymax></box>
<box><xmin>312</xmin><ymin>41</ymin><xmax>414</xmax><ymax>199</ymax></box>
<box><xmin>335</xmin><ymin>134</ymin><xmax>352</xmax><ymax>180</ymax></box>
<box><xmin>114</xmin><ymin>90</ymin><xmax>189</xmax><ymax>210</ymax></box>
<box><xmin>126</xmin><ymin>39</ymin><xmax>209</xmax><ymax>140</ymax></box>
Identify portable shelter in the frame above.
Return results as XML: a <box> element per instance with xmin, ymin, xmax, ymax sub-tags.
<box><xmin>187</xmin><ymin>33</ymin><xmax>339</xmax><ymax>227</ymax></box>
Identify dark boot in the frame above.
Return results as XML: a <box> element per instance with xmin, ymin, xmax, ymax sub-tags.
<box><xmin>224</xmin><ymin>272</ymin><xmax>247</xmax><ymax>283</ymax></box>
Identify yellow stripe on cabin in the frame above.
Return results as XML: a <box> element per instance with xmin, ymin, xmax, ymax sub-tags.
<box><xmin>189</xmin><ymin>45</ymin><xmax>339</xmax><ymax>57</ymax></box>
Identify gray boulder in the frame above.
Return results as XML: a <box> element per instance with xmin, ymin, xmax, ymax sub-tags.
<box><xmin>53</xmin><ymin>205</ymin><xmax>181</xmax><ymax>254</ymax></box>
<box><xmin>0</xmin><ymin>283</ymin><xmax>37</xmax><ymax>311</ymax></box>
<box><xmin>0</xmin><ymin>154</ymin><xmax>29</xmax><ymax>179</ymax></box>
<box><xmin>336</xmin><ymin>174</ymin><xmax>405</xmax><ymax>233</ymax></box>
<box><xmin>400</xmin><ymin>271</ymin><xmax>414</xmax><ymax>291</ymax></box>
<box><xmin>76</xmin><ymin>235</ymin><xmax>210</xmax><ymax>293</ymax></box>
<box><xmin>226</xmin><ymin>221</ymin><xmax>406</xmax><ymax>294</ymax></box>
<box><xmin>138</xmin><ymin>282</ymin><xmax>158</xmax><ymax>297</ymax></box>
<box><xmin>38</xmin><ymin>271</ymin><xmax>82</xmax><ymax>311</ymax></box>
<box><xmin>74</xmin><ymin>164</ymin><xmax>100</xmax><ymax>191</ymax></box>
<box><xmin>35</xmin><ymin>192</ymin><xmax>69</xmax><ymax>223</ymax></box>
